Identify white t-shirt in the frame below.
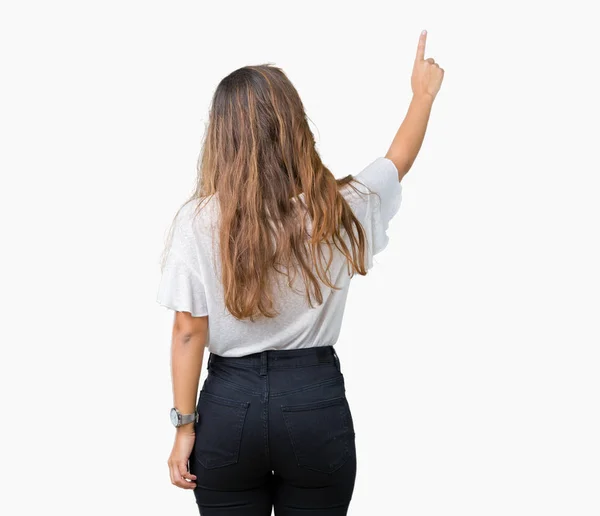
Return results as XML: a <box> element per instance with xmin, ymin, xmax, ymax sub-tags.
<box><xmin>156</xmin><ymin>156</ymin><xmax>402</xmax><ymax>357</ymax></box>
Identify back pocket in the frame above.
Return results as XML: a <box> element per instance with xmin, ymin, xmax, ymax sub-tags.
<box><xmin>281</xmin><ymin>396</ymin><xmax>355</xmax><ymax>474</ymax></box>
<box><xmin>193</xmin><ymin>391</ymin><xmax>250</xmax><ymax>469</ymax></box>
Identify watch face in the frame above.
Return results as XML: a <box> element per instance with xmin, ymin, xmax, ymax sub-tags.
<box><xmin>170</xmin><ymin>408</ymin><xmax>179</xmax><ymax>426</ymax></box>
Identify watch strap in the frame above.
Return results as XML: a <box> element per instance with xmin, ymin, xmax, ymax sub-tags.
<box><xmin>179</xmin><ymin>410</ymin><xmax>199</xmax><ymax>426</ymax></box>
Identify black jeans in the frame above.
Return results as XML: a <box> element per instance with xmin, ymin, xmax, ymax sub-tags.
<box><xmin>189</xmin><ymin>345</ymin><xmax>357</xmax><ymax>515</ymax></box>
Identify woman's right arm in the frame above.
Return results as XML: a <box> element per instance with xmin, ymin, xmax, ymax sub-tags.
<box><xmin>385</xmin><ymin>30</ymin><xmax>444</xmax><ymax>181</ymax></box>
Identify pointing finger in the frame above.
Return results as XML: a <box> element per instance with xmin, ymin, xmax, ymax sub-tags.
<box><xmin>415</xmin><ymin>30</ymin><xmax>427</xmax><ymax>62</ymax></box>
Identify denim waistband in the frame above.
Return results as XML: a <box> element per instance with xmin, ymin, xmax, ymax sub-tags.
<box><xmin>207</xmin><ymin>345</ymin><xmax>339</xmax><ymax>373</ymax></box>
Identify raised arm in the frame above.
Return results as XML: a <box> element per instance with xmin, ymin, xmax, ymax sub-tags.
<box><xmin>385</xmin><ymin>30</ymin><xmax>444</xmax><ymax>181</ymax></box>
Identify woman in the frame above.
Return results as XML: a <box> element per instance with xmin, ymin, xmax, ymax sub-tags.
<box><xmin>157</xmin><ymin>29</ymin><xmax>443</xmax><ymax>515</ymax></box>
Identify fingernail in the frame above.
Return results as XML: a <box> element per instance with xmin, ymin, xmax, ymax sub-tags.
<box><xmin>422</xmin><ymin>30</ymin><xmax>427</xmax><ymax>35</ymax></box>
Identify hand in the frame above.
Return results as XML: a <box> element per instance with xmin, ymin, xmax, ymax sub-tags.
<box><xmin>167</xmin><ymin>428</ymin><xmax>197</xmax><ymax>489</ymax></box>
<box><xmin>411</xmin><ymin>30</ymin><xmax>444</xmax><ymax>101</ymax></box>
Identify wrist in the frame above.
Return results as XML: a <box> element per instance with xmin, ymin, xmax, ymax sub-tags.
<box><xmin>170</xmin><ymin>406</ymin><xmax>198</xmax><ymax>428</ymax></box>
<box><xmin>176</xmin><ymin>422</ymin><xmax>195</xmax><ymax>435</ymax></box>
<box><xmin>411</xmin><ymin>93</ymin><xmax>435</xmax><ymax>106</ymax></box>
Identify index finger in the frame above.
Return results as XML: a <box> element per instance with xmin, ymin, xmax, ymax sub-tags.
<box><xmin>415</xmin><ymin>30</ymin><xmax>427</xmax><ymax>62</ymax></box>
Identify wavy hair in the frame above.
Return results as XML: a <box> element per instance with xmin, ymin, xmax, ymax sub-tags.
<box><xmin>161</xmin><ymin>64</ymin><xmax>375</xmax><ymax>321</ymax></box>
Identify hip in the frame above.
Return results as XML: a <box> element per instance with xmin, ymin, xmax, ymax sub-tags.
<box><xmin>191</xmin><ymin>345</ymin><xmax>356</xmax><ymax>476</ymax></box>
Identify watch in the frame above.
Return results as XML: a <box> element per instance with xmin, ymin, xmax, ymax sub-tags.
<box><xmin>170</xmin><ymin>407</ymin><xmax>199</xmax><ymax>427</ymax></box>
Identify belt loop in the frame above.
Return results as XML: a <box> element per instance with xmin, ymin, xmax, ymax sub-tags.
<box><xmin>316</xmin><ymin>346</ymin><xmax>330</xmax><ymax>364</ymax></box>
<box><xmin>207</xmin><ymin>353</ymin><xmax>213</xmax><ymax>371</ymax></box>
<box><xmin>332</xmin><ymin>347</ymin><xmax>341</xmax><ymax>373</ymax></box>
<box><xmin>259</xmin><ymin>350</ymin><xmax>268</xmax><ymax>376</ymax></box>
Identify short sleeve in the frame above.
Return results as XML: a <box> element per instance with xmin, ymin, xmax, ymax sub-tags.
<box><xmin>156</xmin><ymin>204</ymin><xmax>209</xmax><ymax>317</ymax></box>
<box><xmin>346</xmin><ymin>157</ymin><xmax>403</xmax><ymax>269</ymax></box>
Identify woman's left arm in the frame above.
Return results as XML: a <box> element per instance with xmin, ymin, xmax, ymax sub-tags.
<box><xmin>167</xmin><ymin>311</ymin><xmax>208</xmax><ymax>490</ymax></box>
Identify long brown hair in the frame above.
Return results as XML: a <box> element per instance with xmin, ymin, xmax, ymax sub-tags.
<box><xmin>161</xmin><ymin>64</ymin><xmax>376</xmax><ymax>321</ymax></box>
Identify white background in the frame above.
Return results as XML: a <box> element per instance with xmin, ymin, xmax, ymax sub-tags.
<box><xmin>1</xmin><ymin>1</ymin><xmax>599</xmax><ymax>514</ymax></box>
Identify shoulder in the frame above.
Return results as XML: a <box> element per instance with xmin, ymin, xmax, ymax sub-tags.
<box><xmin>351</xmin><ymin>157</ymin><xmax>400</xmax><ymax>192</ymax></box>
<box><xmin>340</xmin><ymin>157</ymin><xmax>401</xmax><ymax>202</ymax></box>
<box><xmin>339</xmin><ymin>156</ymin><xmax>403</xmax><ymax>225</ymax></box>
<box><xmin>174</xmin><ymin>196</ymin><xmax>218</xmax><ymax>234</ymax></box>
<box><xmin>167</xmin><ymin>196</ymin><xmax>218</xmax><ymax>259</ymax></box>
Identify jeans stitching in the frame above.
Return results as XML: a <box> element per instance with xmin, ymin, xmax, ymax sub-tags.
<box><xmin>271</xmin><ymin>375</ymin><xmax>344</xmax><ymax>398</ymax></box>
<box><xmin>207</xmin><ymin>371</ymin><xmax>262</xmax><ymax>395</ymax></box>
<box><xmin>200</xmin><ymin>390</ymin><xmax>250</xmax><ymax>408</ymax></box>
<box><xmin>208</xmin><ymin>370</ymin><xmax>344</xmax><ymax>398</ymax></box>
<box><xmin>195</xmin><ymin>401</ymin><xmax>249</xmax><ymax>469</ymax></box>
<box><xmin>281</xmin><ymin>410</ymin><xmax>302</xmax><ymax>468</ymax></box>
<box><xmin>280</xmin><ymin>396</ymin><xmax>346</xmax><ymax>412</ymax></box>
<box><xmin>280</xmin><ymin>398</ymin><xmax>351</xmax><ymax>474</ymax></box>
<box><xmin>212</xmin><ymin>361</ymin><xmax>336</xmax><ymax>371</ymax></box>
